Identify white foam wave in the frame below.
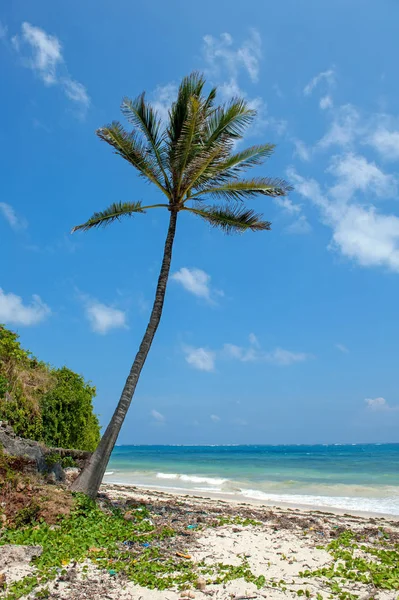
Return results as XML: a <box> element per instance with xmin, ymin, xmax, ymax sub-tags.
<box><xmin>104</xmin><ymin>471</ymin><xmax>114</xmax><ymax>476</ymax></box>
<box><xmin>239</xmin><ymin>489</ymin><xmax>399</xmax><ymax>516</ymax></box>
<box><xmin>156</xmin><ymin>472</ymin><xmax>227</xmax><ymax>486</ymax></box>
<box><xmin>156</xmin><ymin>473</ymin><xmax>179</xmax><ymax>480</ymax></box>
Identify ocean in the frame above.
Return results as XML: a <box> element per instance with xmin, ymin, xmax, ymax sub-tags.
<box><xmin>103</xmin><ymin>444</ymin><xmax>399</xmax><ymax>516</ymax></box>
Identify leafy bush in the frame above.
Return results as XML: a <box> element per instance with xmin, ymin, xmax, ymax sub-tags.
<box><xmin>61</xmin><ymin>456</ymin><xmax>77</xmax><ymax>468</ymax></box>
<box><xmin>0</xmin><ymin>325</ymin><xmax>100</xmax><ymax>451</ymax></box>
<box><xmin>41</xmin><ymin>367</ymin><xmax>100</xmax><ymax>452</ymax></box>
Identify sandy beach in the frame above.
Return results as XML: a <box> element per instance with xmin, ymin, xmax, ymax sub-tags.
<box><xmin>5</xmin><ymin>482</ymin><xmax>397</xmax><ymax>600</ymax></box>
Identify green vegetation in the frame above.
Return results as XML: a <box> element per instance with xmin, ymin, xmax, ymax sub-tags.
<box><xmin>0</xmin><ymin>495</ymin><xmax>267</xmax><ymax>599</ymax></box>
<box><xmin>300</xmin><ymin>529</ymin><xmax>399</xmax><ymax>598</ymax></box>
<box><xmin>0</xmin><ymin>325</ymin><xmax>100</xmax><ymax>451</ymax></box>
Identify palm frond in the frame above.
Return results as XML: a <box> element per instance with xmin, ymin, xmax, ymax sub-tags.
<box><xmin>173</xmin><ymin>96</ymin><xmax>202</xmax><ymax>173</ymax></box>
<box><xmin>121</xmin><ymin>95</ymin><xmax>171</xmax><ymax>192</ymax></box>
<box><xmin>184</xmin><ymin>205</ymin><xmax>271</xmax><ymax>233</ymax></box>
<box><xmin>210</xmin><ymin>144</ymin><xmax>276</xmax><ymax>179</ymax></box>
<box><xmin>97</xmin><ymin>123</ymin><xmax>169</xmax><ymax>196</ymax></box>
<box><xmin>167</xmin><ymin>72</ymin><xmax>206</xmax><ymax>147</ymax></box>
<box><xmin>190</xmin><ymin>177</ymin><xmax>292</xmax><ymax>201</ymax></box>
<box><xmin>71</xmin><ymin>201</ymin><xmax>146</xmax><ymax>232</ymax></box>
<box><xmin>205</xmin><ymin>98</ymin><xmax>256</xmax><ymax>145</ymax></box>
<box><xmin>180</xmin><ymin>145</ymin><xmax>229</xmax><ymax>198</ymax></box>
<box><xmin>204</xmin><ymin>87</ymin><xmax>217</xmax><ymax>111</ymax></box>
<box><xmin>183</xmin><ymin>144</ymin><xmax>276</xmax><ymax>196</ymax></box>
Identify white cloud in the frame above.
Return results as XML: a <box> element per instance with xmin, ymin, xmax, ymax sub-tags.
<box><xmin>183</xmin><ymin>346</ymin><xmax>215</xmax><ymax>372</ymax></box>
<box><xmin>327</xmin><ymin>153</ymin><xmax>397</xmax><ymax>202</ymax></box>
<box><xmin>248</xmin><ymin>332</ymin><xmax>260</xmax><ymax>347</ymax></box>
<box><xmin>151</xmin><ymin>409</ymin><xmax>165</xmax><ymax>422</ymax></box>
<box><xmin>263</xmin><ymin>347</ymin><xmax>311</xmax><ymax>366</ymax></box>
<box><xmin>223</xmin><ymin>334</ymin><xmax>311</xmax><ymax>366</ymax></box>
<box><xmin>152</xmin><ymin>83</ymin><xmax>177</xmax><ymax>123</ymax></box>
<box><xmin>368</xmin><ymin>128</ymin><xmax>399</xmax><ymax>161</ymax></box>
<box><xmin>304</xmin><ymin>68</ymin><xmax>335</xmax><ymax>96</ymax></box>
<box><xmin>12</xmin><ymin>22</ymin><xmax>90</xmax><ymax>112</ymax></box>
<box><xmin>286</xmin><ymin>215</ymin><xmax>312</xmax><ymax>235</ymax></box>
<box><xmin>365</xmin><ymin>397</ymin><xmax>399</xmax><ymax>412</ymax></box>
<box><xmin>289</xmin><ymin>166</ymin><xmax>399</xmax><ymax>273</ymax></box>
<box><xmin>13</xmin><ymin>22</ymin><xmax>62</xmax><ymax>84</ymax></box>
<box><xmin>293</xmin><ymin>139</ymin><xmax>311</xmax><ymax>162</ymax></box>
<box><xmin>85</xmin><ymin>300</ymin><xmax>127</xmax><ymax>334</ymax></box>
<box><xmin>335</xmin><ymin>343</ymin><xmax>349</xmax><ymax>354</ymax></box>
<box><xmin>273</xmin><ymin>189</ymin><xmax>311</xmax><ymax>235</ymax></box>
<box><xmin>172</xmin><ymin>267</ymin><xmax>222</xmax><ymax>303</ymax></box>
<box><xmin>62</xmin><ymin>78</ymin><xmax>90</xmax><ymax>107</ymax></box>
<box><xmin>320</xmin><ymin>95</ymin><xmax>333</xmax><ymax>110</ymax></box>
<box><xmin>330</xmin><ymin>204</ymin><xmax>399</xmax><ymax>271</ymax></box>
<box><xmin>203</xmin><ymin>29</ymin><xmax>262</xmax><ymax>83</ymax></box>
<box><xmin>0</xmin><ymin>203</ymin><xmax>27</xmax><ymax>231</ymax></box>
<box><xmin>172</xmin><ymin>268</ymin><xmax>209</xmax><ymax>299</ymax></box>
<box><xmin>0</xmin><ymin>289</ymin><xmax>50</xmax><ymax>326</ymax></box>
<box><xmin>210</xmin><ymin>414</ymin><xmax>220</xmax><ymax>422</ymax></box>
<box><xmin>274</xmin><ymin>197</ymin><xmax>302</xmax><ymax>215</ymax></box>
<box><xmin>318</xmin><ymin>104</ymin><xmax>360</xmax><ymax>149</ymax></box>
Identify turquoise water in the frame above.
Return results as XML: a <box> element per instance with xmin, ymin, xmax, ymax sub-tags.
<box><xmin>103</xmin><ymin>444</ymin><xmax>399</xmax><ymax>515</ymax></box>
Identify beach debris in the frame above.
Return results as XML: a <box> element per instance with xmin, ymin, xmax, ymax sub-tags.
<box><xmin>195</xmin><ymin>576</ymin><xmax>206</xmax><ymax>591</ymax></box>
<box><xmin>180</xmin><ymin>591</ymin><xmax>195</xmax><ymax>598</ymax></box>
<box><xmin>187</xmin><ymin>524</ymin><xmax>198</xmax><ymax>529</ymax></box>
<box><xmin>176</xmin><ymin>552</ymin><xmax>191</xmax><ymax>559</ymax></box>
<box><xmin>0</xmin><ymin>573</ymin><xmax>6</xmax><ymax>589</ymax></box>
<box><xmin>141</xmin><ymin>542</ymin><xmax>151</xmax><ymax>548</ymax></box>
<box><xmin>108</xmin><ymin>569</ymin><xmax>117</xmax><ymax>576</ymax></box>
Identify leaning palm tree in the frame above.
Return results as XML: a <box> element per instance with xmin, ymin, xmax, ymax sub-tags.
<box><xmin>71</xmin><ymin>72</ymin><xmax>292</xmax><ymax>498</ymax></box>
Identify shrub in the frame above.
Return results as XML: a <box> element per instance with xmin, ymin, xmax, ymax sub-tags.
<box><xmin>0</xmin><ymin>325</ymin><xmax>100</xmax><ymax>451</ymax></box>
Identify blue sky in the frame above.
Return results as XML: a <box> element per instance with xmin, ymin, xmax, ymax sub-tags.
<box><xmin>1</xmin><ymin>0</ymin><xmax>399</xmax><ymax>445</ymax></box>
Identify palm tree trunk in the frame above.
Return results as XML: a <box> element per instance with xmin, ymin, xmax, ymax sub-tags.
<box><xmin>71</xmin><ymin>210</ymin><xmax>178</xmax><ymax>498</ymax></box>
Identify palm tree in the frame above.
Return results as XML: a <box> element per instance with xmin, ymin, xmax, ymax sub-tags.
<box><xmin>71</xmin><ymin>72</ymin><xmax>292</xmax><ymax>498</ymax></box>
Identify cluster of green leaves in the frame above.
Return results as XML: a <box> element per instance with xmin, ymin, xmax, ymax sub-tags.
<box><xmin>209</xmin><ymin>560</ymin><xmax>266</xmax><ymax>588</ymax></box>
<box><xmin>40</xmin><ymin>367</ymin><xmax>100</xmax><ymax>451</ymax></box>
<box><xmin>300</xmin><ymin>529</ymin><xmax>399</xmax><ymax>598</ymax></box>
<box><xmin>0</xmin><ymin>325</ymin><xmax>100</xmax><ymax>451</ymax></box>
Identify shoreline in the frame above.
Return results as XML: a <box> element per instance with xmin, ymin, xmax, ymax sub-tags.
<box><xmin>101</xmin><ymin>480</ymin><xmax>399</xmax><ymax>521</ymax></box>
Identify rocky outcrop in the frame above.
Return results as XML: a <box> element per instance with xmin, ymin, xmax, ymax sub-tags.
<box><xmin>0</xmin><ymin>421</ymin><xmax>91</xmax><ymax>481</ymax></box>
<box><xmin>0</xmin><ymin>422</ymin><xmax>46</xmax><ymax>470</ymax></box>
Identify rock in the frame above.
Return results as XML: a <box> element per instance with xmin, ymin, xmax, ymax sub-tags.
<box><xmin>181</xmin><ymin>592</ymin><xmax>195</xmax><ymax>599</ymax></box>
<box><xmin>16</xmin><ymin>482</ymin><xmax>26</xmax><ymax>492</ymax></box>
<box><xmin>0</xmin><ymin>421</ymin><xmax>91</xmax><ymax>475</ymax></box>
<box><xmin>0</xmin><ymin>545</ymin><xmax>42</xmax><ymax>570</ymax></box>
<box><xmin>123</xmin><ymin>511</ymin><xmax>135</xmax><ymax>521</ymax></box>
<box><xmin>64</xmin><ymin>468</ymin><xmax>80</xmax><ymax>486</ymax></box>
<box><xmin>195</xmin><ymin>577</ymin><xmax>206</xmax><ymax>591</ymax></box>
<box><xmin>46</xmin><ymin>472</ymin><xmax>57</xmax><ymax>484</ymax></box>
